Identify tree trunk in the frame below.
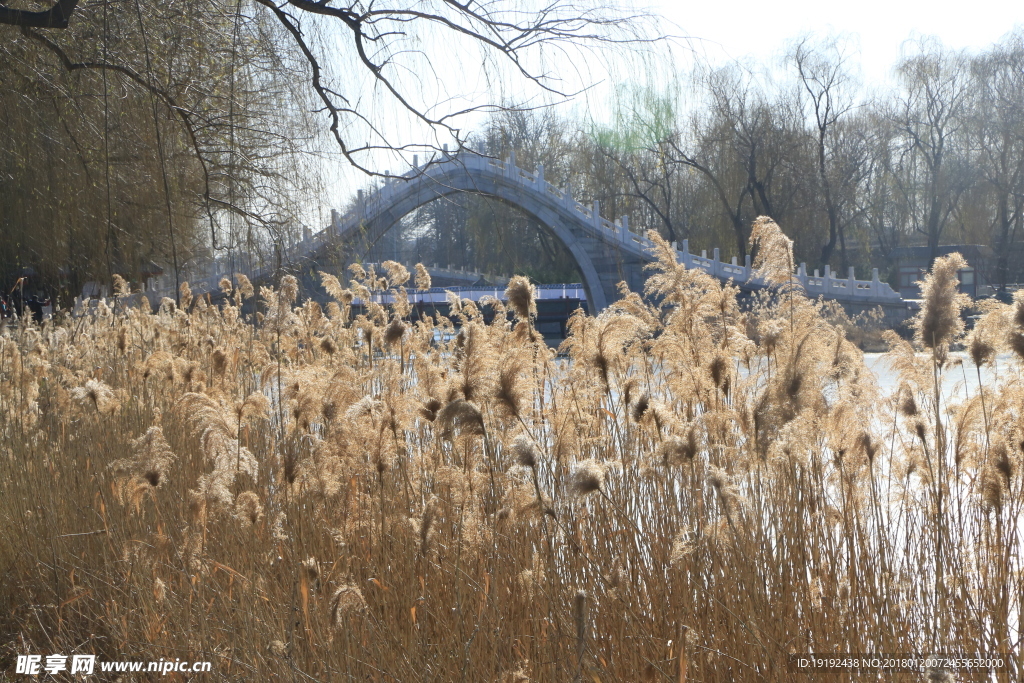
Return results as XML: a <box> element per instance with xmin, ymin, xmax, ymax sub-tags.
<box><xmin>926</xmin><ymin>195</ymin><xmax>943</xmax><ymax>264</ymax></box>
<box><xmin>816</xmin><ymin>127</ymin><xmax>841</xmax><ymax>271</ymax></box>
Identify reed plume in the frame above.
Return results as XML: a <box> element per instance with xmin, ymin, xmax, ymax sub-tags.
<box><xmin>414</xmin><ymin>263</ymin><xmax>432</xmax><ymax>291</ymax></box>
<box><xmin>913</xmin><ymin>252</ymin><xmax>969</xmax><ymax>351</ymax></box>
<box><xmin>436</xmin><ymin>398</ymin><xmax>485</xmax><ymax>438</ymax></box>
<box><xmin>505</xmin><ymin>275</ymin><xmax>536</xmax><ymax>320</ymax></box>
<box><xmin>234</xmin><ymin>273</ymin><xmax>254</xmax><ymax>300</ymax></box>
<box><xmin>179</xmin><ymin>281</ymin><xmax>193</xmax><ymax>309</ymax></box>
<box><xmin>112</xmin><ymin>274</ymin><xmax>130</xmax><ymax>297</ymax></box>
<box><xmin>749</xmin><ymin>216</ymin><xmax>794</xmax><ymax>286</ymax></box>
<box><xmin>571</xmin><ymin>459</ymin><xmax>606</xmax><ymax>496</ymax></box>
<box><xmin>71</xmin><ymin>378</ymin><xmax>120</xmax><ymax>414</ymax></box>
<box><xmin>381</xmin><ymin>260</ymin><xmax>410</xmax><ymax>288</ymax></box>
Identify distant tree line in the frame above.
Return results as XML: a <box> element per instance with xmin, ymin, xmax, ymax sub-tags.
<box><xmin>379</xmin><ymin>32</ymin><xmax>1024</xmax><ymax>289</ymax></box>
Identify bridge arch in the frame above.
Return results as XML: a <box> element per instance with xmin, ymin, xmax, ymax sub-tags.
<box><xmin>327</xmin><ymin>153</ymin><xmax>657</xmax><ymax>312</ymax></box>
<box><xmin>361</xmin><ymin>190</ymin><xmax>599</xmax><ymax>305</ymax></box>
<box><xmin>350</xmin><ymin>175</ymin><xmax>606</xmax><ymax>309</ymax></box>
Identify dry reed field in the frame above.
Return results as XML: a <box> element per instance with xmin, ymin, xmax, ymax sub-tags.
<box><xmin>2</xmin><ymin>219</ymin><xmax>1022</xmax><ymax>681</ymax></box>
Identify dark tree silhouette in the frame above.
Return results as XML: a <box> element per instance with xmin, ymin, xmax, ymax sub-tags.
<box><xmin>0</xmin><ymin>0</ymin><xmax>78</xmax><ymax>28</ymax></box>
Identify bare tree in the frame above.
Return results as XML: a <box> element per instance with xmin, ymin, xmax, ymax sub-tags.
<box><xmin>791</xmin><ymin>34</ymin><xmax>865</xmax><ymax>271</ymax></box>
<box><xmin>850</xmin><ymin>110</ymin><xmax>904</xmax><ymax>263</ymax></box>
<box><xmin>6</xmin><ymin>0</ymin><xmax>654</xmax><ymax>173</ymax></box>
<box><xmin>1</xmin><ymin>0</ymin><xmax>655</xmax><ymax>294</ymax></box>
<box><xmin>591</xmin><ymin>85</ymin><xmax>686</xmax><ymax>243</ymax></box>
<box><xmin>888</xmin><ymin>39</ymin><xmax>975</xmax><ymax>261</ymax></box>
<box><xmin>2</xmin><ymin>0</ymin><xmax>328</xmax><ymax>294</ymax></box>
<box><xmin>971</xmin><ymin>31</ymin><xmax>1024</xmax><ymax>289</ymax></box>
<box><xmin>666</xmin><ymin>64</ymin><xmax>798</xmax><ymax>259</ymax></box>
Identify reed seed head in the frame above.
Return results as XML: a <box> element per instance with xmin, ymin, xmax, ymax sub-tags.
<box><xmin>981</xmin><ymin>469</ymin><xmax>1004</xmax><ymax>512</ymax></box>
<box><xmin>659</xmin><ymin>428</ymin><xmax>699</xmax><ymax>464</ymax></box>
<box><xmin>914</xmin><ymin>421</ymin><xmax>927</xmax><ymax>443</ymax></box>
<box><xmin>1007</xmin><ymin>329</ymin><xmax>1024</xmax><ymax>361</ymax></box>
<box><xmin>153</xmin><ymin>577</ymin><xmax>166</xmax><ymax>604</ymax></box>
<box><xmin>302</xmin><ymin>557</ymin><xmax>320</xmax><ymax>583</ymax></box>
<box><xmin>420</xmin><ymin>397</ymin><xmax>442</xmax><ymax>422</ymax></box>
<box><xmin>573</xmin><ymin>590</ymin><xmax>588</xmax><ymax>642</ymax></box>
<box><xmin>280</xmin><ymin>275</ymin><xmax>299</xmax><ymax>305</ymax></box>
<box><xmin>234</xmin><ymin>491</ymin><xmax>264</xmax><ymax>527</ymax></box>
<box><xmin>384</xmin><ymin>318</ymin><xmax>407</xmax><ymax>347</ymax></box>
<box><xmin>414</xmin><ymin>263</ymin><xmax>432</xmax><ymax>291</ymax></box>
<box><xmin>1014</xmin><ymin>290</ymin><xmax>1024</xmax><ymax>328</ymax></box>
<box><xmin>179</xmin><ymin>281</ymin><xmax>193</xmax><ymax>309</ymax></box>
<box><xmin>112</xmin><ymin>273</ymin><xmax>130</xmax><ymax>297</ymax></box>
<box><xmin>331</xmin><ymin>584</ymin><xmax>368</xmax><ymax>625</ymax></box>
<box><xmin>495</xmin><ymin>360</ymin><xmax>526</xmax><ymax>419</ymax></box>
<box><xmin>749</xmin><ymin>216</ymin><xmax>795</xmax><ymax>286</ymax></box>
<box><xmin>857</xmin><ymin>432</ymin><xmax>878</xmax><ymax>464</ymax></box>
<box><xmin>571</xmin><ymin>460</ymin><xmax>606</xmax><ymax>497</ymax></box>
<box><xmin>234</xmin><ymin>273</ymin><xmax>254</xmax><ymax>300</ymax></box>
<box><xmin>925</xmin><ymin>669</ymin><xmax>954</xmax><ymax>683</ymax></box>
<box><xmin>212</xmin><ymin>348</ymin><xmax>227</xmax><ymax>376</ymax></box>
<box><xmin>505</xmin><ymin>276</ymin><xmax>536</xmax><ymax>320</ymax></box>
<box><xmin>898</xmin><ymin>384</ymin><xmax>918</xmax><ymax>417</ymax></box>
<box><xmin>994</xmin><ymin>442</ymin><xmax>1014</xmax><ymax>485</ymax></box>
<box><xmin>969</xmin><ymin>332</ymin><xmax>995</xmax><ymax>367</ymax></box>
<box><xmin>436</xmin><ymin>399</ymin><xmax>485</xmax><ymax>438</ymax></box>
<box><xmin>913</xmin><ymin>253</ymin><xmax>969</xmax><ymax>350</ymax></box>
<box><xmin>709</xmin><ymin>355</ymin><xmax>729</xmax><ymax>391</ymax></box>
<box><xmin>511</xmin><ymin>434</ymin><xmax>539</xmax><ymax>468</ymax></box>
<box><xmin>382</xmin><ymin>260</ymin><xmax>410</xmax><ymax>287</ymax></box>
<box><xmin>71</xmin><ymin>379</ymin><xmax>120</xmax><ymax>414</ymax></box>
<box><xmin>631</xmin><ymin>392</ymin><xmax>651</xmax><ymax>423</ymax></box>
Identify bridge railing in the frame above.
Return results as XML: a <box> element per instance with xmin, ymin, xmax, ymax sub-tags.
<box><xmin>348</xmin><ymin>283</ymin><xmax>587</xmax><ymax>307</ymax></box>
<box><xmin>669</xmin><ymin>240</ymin><xmax>900</xmax><ymax>301</ymax></box>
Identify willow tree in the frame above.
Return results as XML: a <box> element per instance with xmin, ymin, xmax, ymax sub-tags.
<box><xmin>1</xmin><ymin>0</ymin><xmax>653</xmax><ymax>299</ymax></box>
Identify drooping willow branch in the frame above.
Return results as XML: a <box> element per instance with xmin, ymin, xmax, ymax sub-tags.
<box><xmin>20</xmin><ymin>26</ymin><xmax>273</xmax><ymax>247</ymax></box>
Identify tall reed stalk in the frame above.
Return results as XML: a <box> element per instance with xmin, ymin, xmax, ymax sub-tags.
<box><xmin>1</xmin><ymin>239</ymin><xmax>1020</xmax><ymax>681</ymax></box>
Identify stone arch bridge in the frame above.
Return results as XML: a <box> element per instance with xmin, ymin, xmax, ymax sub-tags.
<box><xmin>257</xmin><ymin>151</ymin><xmax>904</xmax><ymax>316</ymax></box>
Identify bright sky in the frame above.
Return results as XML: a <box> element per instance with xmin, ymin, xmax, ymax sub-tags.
<box><xmin>658</xmin><ymin>0</ymin><xmax>1024</xmax><ymax>88</ymax></box>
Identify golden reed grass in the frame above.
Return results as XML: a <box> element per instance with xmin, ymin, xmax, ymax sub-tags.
<box><xmin>1</xmin><ymin>229</ymin><xmax>1022</xmax><ymax>681</ymax></box>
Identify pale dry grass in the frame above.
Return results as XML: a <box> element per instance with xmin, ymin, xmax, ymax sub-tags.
<box><xmin>0</xmin><ymin>231</ymin><xmax>1021</xmax><ymax>681</ymax></box>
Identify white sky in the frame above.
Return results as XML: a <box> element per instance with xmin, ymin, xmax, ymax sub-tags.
<box><xmin>657</xmin><ymin>0</ymin><xmax>1024</xmax><ymax>88</ymax></box>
